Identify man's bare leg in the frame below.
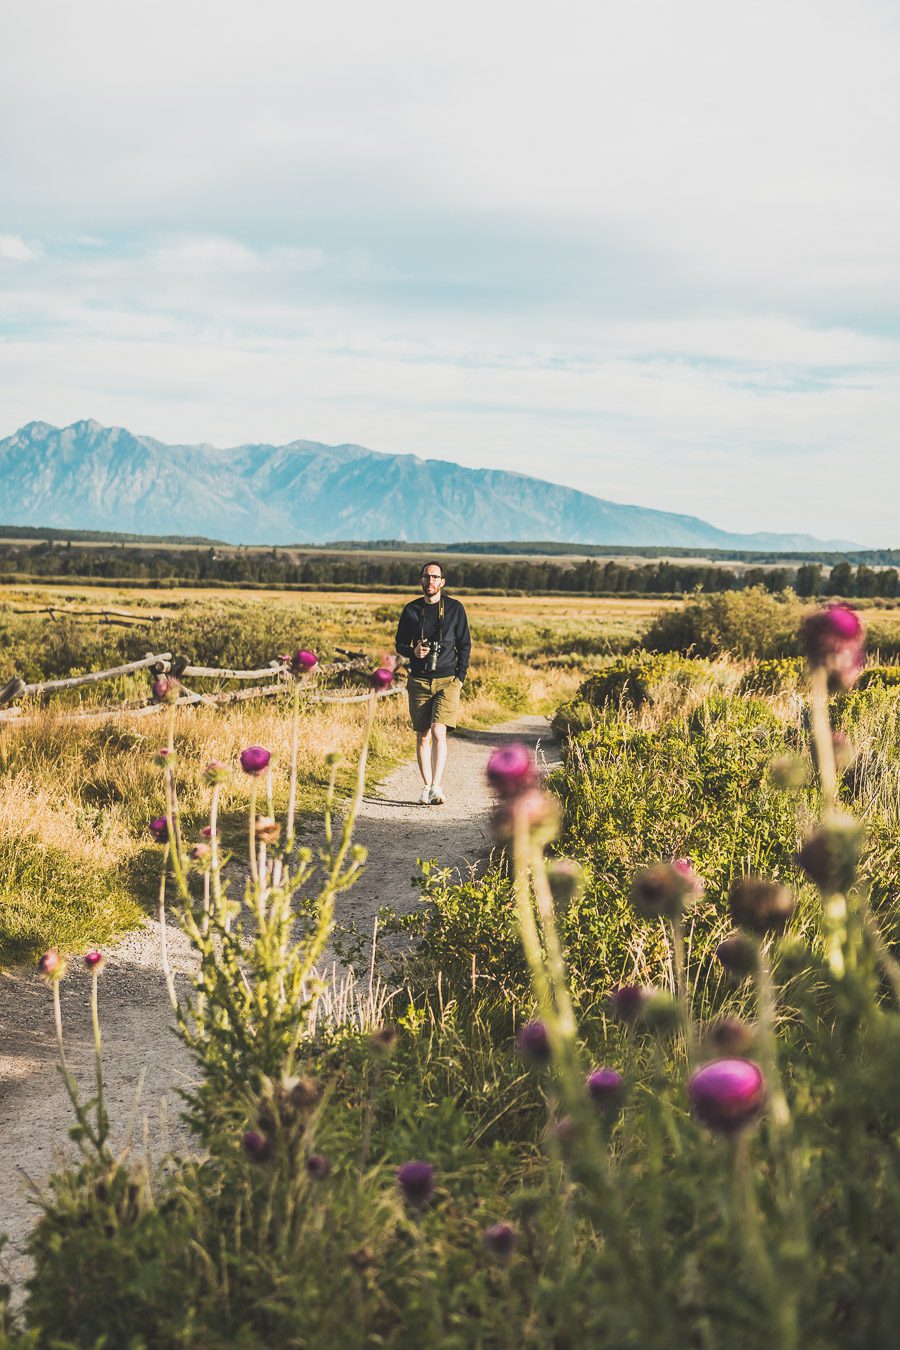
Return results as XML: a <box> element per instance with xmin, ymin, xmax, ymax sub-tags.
<box><xmin>416</xmin><ymin>729</ymin><xmax>433</xmax><ymax>787</ymax></box>
<box><xmin>429</xmin><ymin>723</ymin><xmax>448</xmax><ymax>801</ymax></box>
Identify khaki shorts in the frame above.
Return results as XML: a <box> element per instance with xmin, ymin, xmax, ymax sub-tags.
<box><xmin>407</xmin><ymin>675</ymin><xmax>462</xmax><ymax>732</ymax></box>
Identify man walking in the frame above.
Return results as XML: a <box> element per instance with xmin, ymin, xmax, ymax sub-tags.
<box><xmin>396</xmin><ymin>562</ymin><xmax>471</xmax><ymax>805</ymax></box>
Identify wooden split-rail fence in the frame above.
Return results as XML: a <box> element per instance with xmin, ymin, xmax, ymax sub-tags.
<box><xmin>0</xmin><ymin>649</ymin><xmax>404</xmax><ymax>724</ymax></box>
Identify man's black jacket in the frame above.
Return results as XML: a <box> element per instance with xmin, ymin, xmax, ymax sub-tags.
<box><xmin>395</xmin><ymin>595</ymin><xmax>471</xmax><ymax>681</ymax></box>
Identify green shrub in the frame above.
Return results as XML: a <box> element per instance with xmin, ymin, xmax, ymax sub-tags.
<box><xmin>641</xmin><ymin>586</ymin><xmax>802</xmax><ymax>659</ymax></box>
<box><xmin>552</xmin><ymin>654</ymin><xmax>719</xmax><ymax>736</ymax></box>
<box><xmin>739</xmin><ymin>656</ymin><xmax>805</xmax><ymax>695</ymax></box>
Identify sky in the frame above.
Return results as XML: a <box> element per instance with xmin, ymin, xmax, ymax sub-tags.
<box><xmin>2</xmin><ymin>0</ymin><xmax>899</xmax><ymax>545</ymax></box>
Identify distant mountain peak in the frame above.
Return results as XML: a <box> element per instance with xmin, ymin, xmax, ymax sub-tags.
<box><xmin>0</xmin><ymin>419</ymin><xmax>861</xmax><ymax>550</ymax></box>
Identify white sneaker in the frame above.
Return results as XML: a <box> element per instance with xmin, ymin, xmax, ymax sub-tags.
<box><xmin>418</xmin><ymin>785</ymin><xmax>433</xmax><ymax>805</ymax></box>
<box><xmin>430</xmin><ymin>784</ymin><xmax>446</xmax><ymax>805</ymax></box>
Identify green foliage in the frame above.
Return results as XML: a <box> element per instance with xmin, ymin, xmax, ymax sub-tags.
<box><xmin>552</xmin><ymin>654</ymin><xmax>719</xmax><ymax>736</ymax></box>
<box><xmin>641</xmin><ymin>586</ymin><xmax>803</xmax><ymax>659</ymax></box>
<box><xmin>856</xmin><ymin>663</ymin><xmax>900</xmax><ymax>690</ymax></box>
<box><xmin>739</xmin><ymin>656</ymin><xmax>805</xmax><ymax>695</ymax></box>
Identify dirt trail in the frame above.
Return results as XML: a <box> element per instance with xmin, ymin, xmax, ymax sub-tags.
<box><xmin>0</xmin><ymin>714</ymin><xmax>556</xmax><ymax>1295</ymax></box>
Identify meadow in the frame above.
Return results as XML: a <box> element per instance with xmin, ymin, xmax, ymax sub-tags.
<box><xmin>2</xmin><ymin>585</ymin><xmax>900</xmax><ymax>1347</ymax></box>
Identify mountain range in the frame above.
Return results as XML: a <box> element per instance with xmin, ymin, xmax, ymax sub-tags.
<box><xmin>0</xmin><ymin>420</ymin><xmax>858</xmax><ymax>550</ymax></box>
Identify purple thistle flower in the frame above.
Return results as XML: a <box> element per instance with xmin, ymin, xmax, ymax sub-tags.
<box><xmin>491</xmin><ymin>787</ymin><xmax>560</xmax><ymax>842</ymax></box>
<box><xmin>306</xmin><ymin>1153</ymin><xmax>330</xmax><ymax>1179</ymax></box>
<box><xmin>486</xmin><ymin>742</ymin><xmax>538</xmax><ymax>799</ymax></box>
<box><xmin>149</xmin><ymin>816</ymin><xmax>171</xmax><ymax>844</ymax></box>
<box><xmin>397</xmin><ymin>1160</ymin><xmax>434</xmax><ymax>1205</ymax></box>
<box><xmin>240</xmin><ymin>745</ymin><xmax>271</xmax><ymax>776</ymax></box>
<box><xmin>607</xmin><ymin>984</ymin><xmax>652</xmax><ymax>1025</ymax></box>
<box><xmin>729</xmin><ymin>877</ymin><xmax>795</xmax><ymax>936</ymax></box>
<box><xmin>37</xmin><ymin>949</ymin><xmax>65</xmax><ymax>980</ymax></box>
<box><xmin>517</xmin><ymin>1019</ymin><xmax>552</xmax><ymax>1063</ymax></box>
<box><xmin>151</xmin><ymin>674</ymin><xmax>181</xmax><ymax>705</ymax></box>
<box><xmin>630</xmin><ymin>862</ymin><xmax>694</xmax><ymax>920</ymax></box>
<box><xmin>83</xmin><ymin>950</ymin><xmax>106</xmax><ymax>973</ymax></box>
<box><xmin>586</xmin><ymin>1067</ymin><xmax>625</xmax><ymax>1110</ymax></box>
<box><xmin>370</xmin><ymin>666</ymin><xmax>394</xmax><ymax>690</ymax></box>
<box><xmin>483</xmin><ymin>1221</ymin><xmax>517</xmax><ymax>1260</ymax></box>
<box><xmin>707</xmin><ymin>1016</ymin><xmax>757</xmax><ymax>1057</ymax></box>
<box><xmin>801</xmin><ymin>604</ymin><xmax>865</xmax><ymax>688</ymax></box>
<box><xmin>242</xmin><ymin>1129</ymin><xmax>273</xmax><ymax>1163</ymax></box>
<box><xmin>688</xmin><ymin>1058</ymin><xmax>766</xmax><ymax>1135</ymax></box>
<box><xmin>291</xmin><ymin>649</ymin><xmax>318</xmax><ymax>673</ymax></box>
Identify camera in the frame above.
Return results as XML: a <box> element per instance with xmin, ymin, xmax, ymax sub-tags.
<box><xmin>425</xmin><ymin>640</ymin><xmax>441</xmax><ymax>673</ymax></box>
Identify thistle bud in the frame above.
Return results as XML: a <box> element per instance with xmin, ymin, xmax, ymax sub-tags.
<box><xmin>586</xmin><ymin>1067</ymin><xmax>625</xmax><ymax>1112</ymax></box>
<box><xmin>149</xmin><ymin>816</ymin><xmax>171</xmax><ymax>844</ymax></box>
<box><xmin>396</xmin><ymin>1161</ymin><xmax>434</xmax><ymax>1206</ymax></box>
<box><xmin>797</xmin><ymin>815</ymin><xmax>863</xmax><ymax>895</ymax></box>
<box><xmin>642</xmin><ymin>991</ymin><xmax>682</xmax><ymax>1037</ymax></box>
<box><xmin>546</xmin><ymin>858</ymin><xmax>585</xmax><ymax>912</ymax></box>
<box><xmin>486</xmin><ymin>743</ymin><xmax>538</xmax><ymax>799</ymax></box>
<box><xmin>706</xmin><ymin>1016</ymin><xmax>757</xmax><ymax>1057</ymax></box>
<box><xmin>370</xmin><ymin>667</ymin><xmax>394</xmax><ymax>690</ymax></box>
<box><xmin>151</xmin><ymin>674</ymin><xmax>181</xmax><ymax>705</ymax></box>
<box><xmin>240</xmin><ymin>745</ymin><xmax>271</xmax><ymax>776</ymax></box>
<box><xmin>801</xmin><ymin>604</ymin><xmax>865</xmax><ymax>689</ymax></box>
<box><xmin>305</xmin><ymin>1153</ymin><xmax>330</xmax><ymax>1179</ymax></box>
<box><xmin>491</xmin><ymin>788</ymin><xmax>560</xmax><ymax>843</ymax></box>
<box><xmin>83</xmin><ymin>950</ymin><xmax>106</xmax><ymax>974</ymax></box>
<box><xmin>254</xmin><ymin>816</ymin><xmax>281</xmax><ymax>846</ymax></box>
<box><xmin>37</xmin><ymin>949</ymin><xmax>66</xmax><ymax>981</ymax></box>
<box><xmin>154</xmin><ymin>747</ymin><xmax>177</xmax><ymax>769</ymax></box>
<box><xmin>688</xmin><ymin>1058</ymin><xmax>766</xmax><ymax>1135</ymax></box>
<box><xmin>483</xmin><ymin>1221</ymin><xmax>517</xmax><ymax>1261</ymax></box>
<box><xmin>203</xmin><ymin>760</ymin><xmax>229</xmax><ymax>787</ymax></box>
<box><xmin>370</xmin><ymin>1025</ymin><xmax>398</xmax><ymax>1057</ymax></box>
<box><xmin>729</xmin><ymin>877</ymin><xmax>795</xmax><ymax>936</ymax></box>
<box><xmin>715</xmin><ymin>932</ymin><xmax>758</xmax><ymax>977</ymax></box>
<box><xmin>606</xmin><ymin>984</ymin><xmax>653</xmax><ymax>1025</ymax></box>
<box><xmin>630</xmin><ymin>862</ymin><xmax>694</xmax><ymax>920</ymax></box>
<box><xmin>242</xmin><ymin>1129</ymin><xmax>273</xmax><ymax>1163</ymax></box>
<box><xmin>517</xmin><ymin>1019</ymin><xmax>551</xmax><ymax>1063</ymax></box>
<box><xmin>191</xmin><ymin>841</ymin><xmax>213</xmax><ymax>868</ymax></box>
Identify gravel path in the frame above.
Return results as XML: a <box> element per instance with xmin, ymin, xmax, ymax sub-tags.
<box><xmin>0</xmin><ymin>714</ymin><xmax>556</xmax><ymax>1296</ymax></box>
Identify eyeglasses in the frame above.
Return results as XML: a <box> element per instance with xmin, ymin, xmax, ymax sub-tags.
<box><xmin>421</xmin><ymin>572</ymin><xmax>443</xmax><ymax>581</ymax></box>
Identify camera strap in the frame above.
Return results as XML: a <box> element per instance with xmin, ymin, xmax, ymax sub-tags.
<box><xmin>418</xmin><ymin>593</ymin><xmax>445</xmax><ymax>645</ymax></box>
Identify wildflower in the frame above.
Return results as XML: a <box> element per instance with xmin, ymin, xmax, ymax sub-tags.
<box><xmin>151</xmin><ymin>674</ymin><xmax>181</xmax><ymax>705</ymax></box>
<box><xmin>37</xmin><ymin>949</ymin><xmax>66</xmax><ymax>981</ymax></box>
<box><xmin>729</xmin><ymin>877</ymin><xmax>795</xmax><ymax>936</ymax></box>
<box><xmin>254</xmin><ymin>816</ymin><xmax>281</xmax><ymax>845</ymax></box>
<box><xmin>672</xmin><ymin>857</ymin><xmax>705</xmax><ymax>900</ymax></box>
<box><xmin>154</xmin><ymin>747</ymin><xmax>177</xmax><ymax>768</ymax></box>
<box><xmin>190</xmin><ymin>841</ymin><xmax>212</xmax><ymax>868</ymax></box>
<box><xmin>642</xmin><ymin>991</ymin><xmax>682</xmax><ymax>1037</ymax></box>
<box><xmin>242</xmin><ymin>1129</ymin><xmax>273</xmax><ymax>1163</ymax></box>
<box><xmin>517</xmin><ymin>1019</ymin><xmax>552</xmax><ymax>1063</ymax></box>
<box><xmin>240</xmin><ymin>745</ymin><xmax>271</xmax><ymax>776</ymax></box>
<box><xmin>200</xmin><ymin>824</ymin><xmax>213</xmax><ymax>839</ymax></box>
<box><xmin>483</xmin><ymin>1221</ymin><xmax>517</xmax><ymax>1261</ymax></box>
<box><xmin>491</xmin><ymin>787</ymin><xmax>560</xmax><ymax>842</ymax></box>
<box><xmin>397</xmin><ymin>1161</ymin><xmax>434</xmax><ymax>1205</ymax></box>
<box><xmin>706</xmin><ymin>1017</ymin><xmax>757</xmax><ymax>1058</ymax></box>
<box><xmin>370</xmin><ymin>666</ymin><xmax>395</xmax><ymax>690</ymax></box>
<box><xmin>486</xmin><ymin>742</ymin><xmax>538</xmax><ymax>799</ymax></box>
<box><xmin>203</xmin><ymin>760</ymin><xmax>229</xmax><ymax>787</ymax></box>
<box><xmin>291</xmin><ymin>649</ymin><xmax>318</xmax><ymax>674</ymax></box>
<box><xmin>306</xmin><ymin>1153</ymin><xmax>330</xmax><ymax>1179</ymax></box>
<box><xmin>149</xmin><ymin>816</ymin><xmax>171</xmax><ymax>844</ymax></box>
<box><xmin>797</xmin><ymin>815</ymin><xmax>864</xmax><ymax>896</ymax></box>
<box><xmin>546</xmin><ymin>858</ymin><xmax>585</xmax><ymax>912</ymax></box>
<box><xmin>688</xmin><ymin>1058</ymin><xmax>766</xmax><ymax>1134</ymax></box>
<box><xmin>607</xmin><ymin>984</ymin><xmax>653</xmax><ymax>1025</ymax></box>
<box><xmin>586</xmin><ymin>1067</ymin><xmax>625</xmax><ymax>1111</ymax></box>
<box><xmin>801</xmin><ymin>604</ymin><xmax>865</xmax><ymax>688</ymax></box>
<box><xmin>630</xmin><ymin>862</ymin><xmax>694</xmax><ymax>920</ymax></box>
<box><xmin>83</xmin><ymin>950</ymin><xmax>106</xmax><ymax>974</ymax></box>
<box><xmin>715</xmin><ymin>932</ymin><xmax>758</xmax><ymax>977</ymax></box>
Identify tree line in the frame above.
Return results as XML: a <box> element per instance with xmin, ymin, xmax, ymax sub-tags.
<box><xmin>0</xmin><ymin>543</ymin><xmax>897</xmax><ymax>597</ymax></box>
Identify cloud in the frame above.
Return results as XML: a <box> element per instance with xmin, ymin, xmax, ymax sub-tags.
<box><xmin>0</xmin><ymin>234</ymin><xmax>36</xmax><ymax>261</ymax></box>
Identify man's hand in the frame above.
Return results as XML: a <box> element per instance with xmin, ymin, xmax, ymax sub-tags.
<box><xmin>413</xmin><ymin>640</ymin><xmax>431</xmax><ymax>659</ymax></box>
